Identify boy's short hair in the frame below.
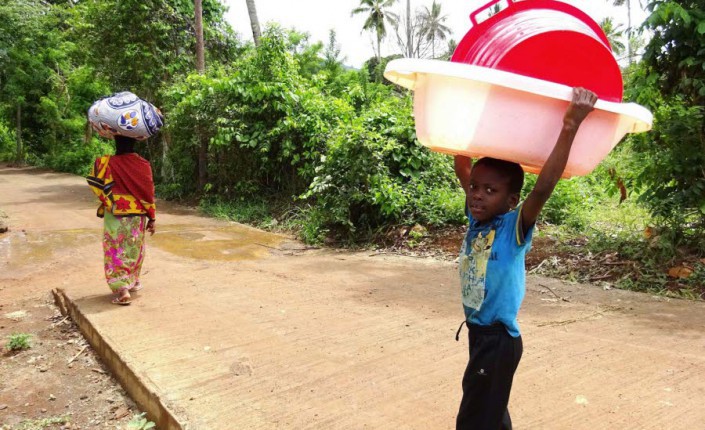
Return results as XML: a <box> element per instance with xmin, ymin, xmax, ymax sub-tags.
<box><xmin>475</xmin><ymin>157</ymin><xmax>524</xmax><ymax>194</ymax></box>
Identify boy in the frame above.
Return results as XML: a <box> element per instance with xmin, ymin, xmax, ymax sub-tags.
<box><xmin>453</xmin><ymin>88</ymin><xmax>598</xmax><ymax>429</ymax></box>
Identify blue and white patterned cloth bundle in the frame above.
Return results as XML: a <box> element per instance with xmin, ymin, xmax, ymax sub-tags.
<box><xmin>88</xmin><ymin>91</ymin><xmax>164</xmax><ymax>141</ymax></box>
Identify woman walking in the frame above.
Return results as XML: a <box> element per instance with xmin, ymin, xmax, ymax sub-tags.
<box><xmin>86</xmin><ymin>92</ymin><xmax>163</xmax><ymax>305</ymax></box>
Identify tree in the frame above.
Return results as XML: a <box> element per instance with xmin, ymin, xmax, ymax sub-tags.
<box><xmin>441</xmin><ymin>38</ymin><xmax>458</xmax><ymax>61</ymax></box>
<box><xmin>246</xmin><ymin>0</ymin><xmax>261</xmax><ymax>46</ymax></box>
<box><xmin>600</xmin><ymin>17</ymin><xmax>626</xmax><ymax>57</ymax></box>
<box><xmin>641</xmin><ymin>0</ymin><xmax>705</xmax><ymax>105</ymax></box>
<box><xmin>613</xmin><ymin>0</ymin><xmax>635</xmax><ymax>63</ymax></box>
<box><xmin>405</xmin><ymin>0</ymin><xmax>412</xmax><ymax>58</ymax></box>
<box><xmin>419</xmin><ymin>0</ymin><xmax>451</xmax><ymax>58</ymax></box>
<box><xmin>69</xmin><ymin>0</ymin><xmax>237</xmax><ymax>99</ymax></box>
<box><xmin>195</xmin><ymin>0</ymin><xmax>205</xmax><ymax>73</ymax></box>
<box><xmin>0</xmin><ymin>0</ymin><xmax>55</xmax><ymax>163</ymax></box>
<box><xmin>195</xmin><ymin>0</ymin><xmax>207</xmax><ymax>187</ymax></box>
<box><xmin>323</xmin><ymin>29</ymin><xmax>346</xmax><ymax>76</ymax></box>
<box><xmin>71</xmin><ymin>0</ymin><xmax>239</xmax><ymax>178</ymax></box>
<box><xmin>390</xmin><ymin>0</ymin><xmax>426</xmax><ymax>59</ymax></box>
<box><xmin>352</xmin><ymin>0</ymin><xmax>399</xmax><ymax>63</ymax></box>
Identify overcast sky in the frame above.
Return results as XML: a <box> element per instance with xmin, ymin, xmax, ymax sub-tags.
<box><xmin>222</xmin><ymin>0</ymin><xmax>648</xmax><ymax>68</ymax></box>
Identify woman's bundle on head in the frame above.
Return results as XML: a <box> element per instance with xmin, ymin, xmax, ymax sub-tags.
<box><xmin>88</xmin><ymin>91</ymin><xmax>164</xmax><ymax>141</ymax></box>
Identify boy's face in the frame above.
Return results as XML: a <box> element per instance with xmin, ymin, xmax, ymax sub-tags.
<box><xmin>468</xmin><ymin>164</ymin><xmax>519</xmax><ymax>222</ymax></box>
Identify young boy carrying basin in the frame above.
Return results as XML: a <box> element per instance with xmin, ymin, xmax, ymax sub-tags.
<box><xmin>453</xmin><ymin>87</ymin><xmax>597</xmax><ymax>430</ymax></box>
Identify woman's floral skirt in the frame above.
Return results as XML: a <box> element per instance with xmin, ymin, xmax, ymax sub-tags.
<box><xmin>103</xmin><ymin>211</ymin><xmax>146</xmax><ymax>293</ymax></box>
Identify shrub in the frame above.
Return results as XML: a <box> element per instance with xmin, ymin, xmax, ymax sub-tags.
<box><xmin>43</xmin><ymin>137</ymin><xmax>113</xmax><ymax>176</ymax></box>
<box><xmin>522</xmin><ymin>173</ymin><xmax>608</xmax><ymax>230</ymax></box>
<box><xmin>628</xmin><ymin>97</ymin><xmax>705</xmax><ymax>241</ymax></box>
<box><xmin>6</xmin><ymin>333</ymin><xmax>32</xmax><ymax>351</ymax></box>
<box><xmin>0</xmin><ymin>121</ymin><xmax>14</xmax><ymax>160</ymax></box>
<box><xmin>302</xmin><ymin>94</ymin><xmax>465</xmax><ymax>240</ymax></box>
<box><xmin>126</xmin><ymin>412</ymin><xmax>155</xmax><ymax>430</ymax></box>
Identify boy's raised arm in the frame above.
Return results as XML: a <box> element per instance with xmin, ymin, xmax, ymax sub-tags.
<box><xmin>521</xmin><ymin>87</ymin><xmax>597</xmax><ymax>233</ymax></box>
<box><xmin>454</xmin><ymin>155</ymin><xmax>473</xmax><ymax>197</ymax></box>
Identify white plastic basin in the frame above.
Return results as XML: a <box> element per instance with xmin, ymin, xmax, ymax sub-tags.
<box><xmin>384</xmin><ymin>59</ymin><xmax>652</xmax><ymax>177</ymax></box>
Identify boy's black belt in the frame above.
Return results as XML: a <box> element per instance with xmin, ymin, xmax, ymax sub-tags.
<box><xmin>455</xmin><ymin>320</ymin><xmax>507</xmax><ymax>341</ymax></box>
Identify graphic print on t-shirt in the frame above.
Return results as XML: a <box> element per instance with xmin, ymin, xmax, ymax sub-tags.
<box><xmin>459</xmin><ymin>229</ymin><xmax>496</xmax><ymax>310</ymax></box>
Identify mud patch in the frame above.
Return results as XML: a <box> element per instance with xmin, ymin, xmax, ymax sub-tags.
<box><xmin>150</xmin><ymin>224</ymin><xmax>285</xmax><ymax>261</ymax></box>
<box><xmin>0</xmin><ymin>229</ymin><xmax>99</xmax><ymax>270</ymax></box>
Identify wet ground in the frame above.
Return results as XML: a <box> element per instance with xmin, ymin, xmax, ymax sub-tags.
<box><xmin>2</xmin><ymin>165</ymin><xmax>705</xmax><ymax>429</ymax></box>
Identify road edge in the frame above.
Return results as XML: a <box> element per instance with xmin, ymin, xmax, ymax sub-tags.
<box><xmin>52</xmin><ymin>288</ymin><xmax>187</xmax><ymax>430</ymax></box>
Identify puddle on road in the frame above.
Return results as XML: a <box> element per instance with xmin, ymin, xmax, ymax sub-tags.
<box><xmin>0</xmin><ymin>224</ymin><xmax>283</xmax><ymax>268</ymax></box>
<box><xmin>0</xmin><ymin>229</ymin><xmax>99</xmax><ymax>269</ymax></box>
<box><xmin>149</xmin><ymin>224</ymin><xmax>284</xmax><ymax>261</ymax></box>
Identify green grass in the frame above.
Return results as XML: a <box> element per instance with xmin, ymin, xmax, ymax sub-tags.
<box><xmin>6</xmin><ymin>333</ymin><xmax>32</xmax><ymax>351</ymax></box>
<box><xmin>199</xmin><ymin>197</ymin><xmax>273</xmax><ymax>227</ymax></box>
<box><xmin>1</xmin><ymin>416</ymin><xmax>69</xmax><ymax>430</ymax></box>
<box><xmin>126</xmin><ymin>412</ymin><xmax>156</xmax><ymax>430</ymax></box>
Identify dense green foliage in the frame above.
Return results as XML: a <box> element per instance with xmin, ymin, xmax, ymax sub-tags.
<box><xmin>642</xmin><ymin>0</ymin><xmax>705</xmax><ymax>104</ymax></box>
<box><xmin>0</xmin><ymin>0</ymin><xmax>703</xmax><ymax>296</ymax></box>
<box><xmin>165</xmin><ymin>26</ymin><xmax>464</xmax><ymax>239</ymax></box>
<box><xmin>0</xmin><ymin>0</ymin><xmax>466</xmax><ymax>240</ymax></box>
<box><xmin>619</xmin><ymin>1</ymin><xmax>705</xmax><ymax>243</ymax></box>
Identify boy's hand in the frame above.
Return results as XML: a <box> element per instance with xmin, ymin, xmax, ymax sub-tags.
<box><xmin>521</xmin><ymin>87</ymin><xmax>597</xmax><ymax>237</ymax></box>
<box><xmin>563</xmin><ymin>88</ymin><xmax>598</xmax><ymax>129</ymax></box>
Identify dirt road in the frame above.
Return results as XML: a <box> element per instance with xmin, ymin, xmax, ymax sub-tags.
<box><xmin>1</xmin><ymin>165</ymin><xmax>704</xmax><ymax>430</ymax></box>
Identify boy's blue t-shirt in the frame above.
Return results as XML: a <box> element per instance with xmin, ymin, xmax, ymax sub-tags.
<box><xmin>459</xmin><ymin>205</ymin><xmax>534</xmax><ymax>338</ymax></box>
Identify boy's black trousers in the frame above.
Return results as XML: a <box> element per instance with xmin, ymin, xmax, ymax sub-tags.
<box><xmin>456</xmin><ymin>322</ymin><xmax>523</xmax><ymax>430</ymax></box>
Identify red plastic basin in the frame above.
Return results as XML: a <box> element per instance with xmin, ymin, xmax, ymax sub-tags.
<box><xmin>452</xmin><ymin>0</ymin><xmax>623</xmax><ymax>102</ymax></box>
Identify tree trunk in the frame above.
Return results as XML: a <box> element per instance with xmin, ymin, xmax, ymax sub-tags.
<box><xmin>406</xmin><ymin>0</ymin><xmax>412</xmax><ymax>58</ymax></box>
<box><xmin>376</xmin><ymin>34</ymin><xmax>383</xmax><ymax>82</ymax></box>
<box><xmin>246</xmin><ymin>0</ymin><xmax>262</xmax><ymax>47</ymax></box>
<box><xmin>194</xmin><ymin>0</ymin><xmax>205</xmax><ymax>73</ymax></box>
<box><xmin>377</xmin><ymin>34</ymin><xmax>382</xmax><ymax>63</ymax></box>
<box><xmin>626</xmin><ymin>0</ymin><xmax>633</xmax><ymax>64</ymax></box>
<box><xmin>15</xmin><ymin>105</ymin><xmax>22</xmax><ymax>163</ymax></box>
<box><xmin>195</xmin><ymin>0</ymin><xmax>207</xmax><ymax>188</ymax></box>
<box><xmin>198</xmin><ymin>131</ymin><xmax>208</xmax><ymax>188</ymax></box>
<box><xmin>161</xmin><ymin>133</ymin><xmax>174</xmax><ymax>182</ymax></box>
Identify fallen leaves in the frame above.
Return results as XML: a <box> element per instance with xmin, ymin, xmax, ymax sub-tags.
<box><xmin>668</xmin><ymin>266</ymin><xmax>694</xmax><ymax>279</ymax></box>
<box><xmin>113</xmin><ymin>405</ymin><xmax>130</xmax><ymax>420</ymax></box>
